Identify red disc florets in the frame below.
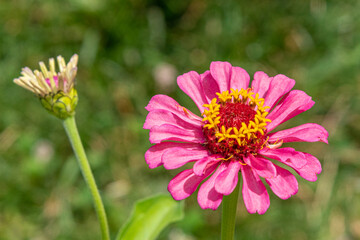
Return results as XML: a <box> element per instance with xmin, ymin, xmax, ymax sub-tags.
<box><xmin>218</xmin><ymin>102</ymin><xmax>256</xmax><ymax>128</ymax></box>
<box><xmin>201</xmin><ymin>89</ymin><xmax>271</xmax><ymax>160</ymax></box>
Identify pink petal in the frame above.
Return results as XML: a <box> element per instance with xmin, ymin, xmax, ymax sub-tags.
<box><xmin>264</xmin><ymin>74</ymin><xmax>295</xmax><ymax>109</ymax></box>
<box><xmin>229</xmin><ymin>66</ymin><xmax>250</xmax><ymax>91</ymax></box>
<box><xmin>261</xmin><ymin>148</ymin><xmax>322</xmax><ymax>182</ymax></box>
<box><xmin>293</xmin><ymin>152</ymin><xmax>322</xmax><ymax>182</ymax></box>
<box><xmin>168</xmin><ymin>163</ymin><xmax>218</xmax><ymax>201</ymax></box>
<box><xmin>201</xmin><ymin>70</ymin><xmax>220</xmax><ymax>102</ymax></box>
<box><xmin>197</xmin><ymin>164</ymin><xmax>225</xmax><ymax>210</ymax></box>
<box><xmin>162</xmin><ymin>146</ymin><xmax>210</xmax><ymax>169</ymax></box>
<box><xmin>266</xmin><ymin>90</ymin><xmax>315</xmax><ymax>132</ymax></box>
<box><xmin>177</xmin><ymin>71</ymin><xmax>208</xmax><ymax>113</ymax></box>
<box><xmin>201</xmin><ymin>65</ymin><xmax>250</xmax><ymax>100</ymax></box>
<box><xmin>145</xmin><ymin>94</ymin><xmax>202</xmax><ymax>121</ymax></box>
<box><xmin>251</xmin><ymin>71</ymin><xmax>273</xmax><ymax>99</ymax></box>
<box><xmin>193</xmin><ymin>155</ymin><xmax>221</xmax><ymax>176</ymax></box>
<box><xmin>209</xmin><ymin>61</ymin><xmax>232</xmax><ymax>93</ymax></box>
<box><xmin>265</xmin><ymin>165</ymin><xmax>298</xmax><ymax>199</ymax></box>
<box><xmin>149</xmin><ymin>124</ymin><xmax>205</xmax><ymax>144</ymax></box>
<box><xmin>144</xmin><ymin>109</ymin><xmax>202</xmax><ymax>130</ymax></box>
<box><xmin>145</xmin><ymin>142</ymin><xmax>201</xmax><ymax>168</ymax></box>
<box><xmin>268</xmin><ymin>123</ymin><xmax>329</xmax><ymax>144</ymax></box>
<box><xmin>259</xmin><ymin>147</ymin><xmax>307</xmax><ymax>169</ymax></box>
<box><xmin>214</xmin><ymin>160</ymin><xmax>241</xmax><ymax>195</ymax></box>
<box><xmin>244</xmin><ymin>154</ymin><xmax>277</xmax><ymax>179</ymax></box>
<box><xmin>240</xmin><ymin>164</ymin><xmax>270</xmax><ymax>214</ymax></box>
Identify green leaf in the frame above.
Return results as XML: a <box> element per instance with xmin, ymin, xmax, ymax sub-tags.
<box><xmin>116</xmin><ymin>194</ymin><xmax>184</xmax><ymax>240</ymax></box>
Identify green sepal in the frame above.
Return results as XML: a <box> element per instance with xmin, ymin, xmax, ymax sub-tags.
<box><xmin>40</xmin><ymin>88</ymin><xmax>78</xmax><ymax>119</ymax></box>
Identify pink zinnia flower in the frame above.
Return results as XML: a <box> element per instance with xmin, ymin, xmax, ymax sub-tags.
<box><xmin>144</xmin><ymin>62</ymin><xmax>328</xmax><ymax>214</ymax></box>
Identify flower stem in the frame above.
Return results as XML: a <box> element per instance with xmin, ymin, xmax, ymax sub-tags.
<box><xmin>221</xmin><ymin>179</ymin><xmax>240</xmax><ymax>240</ymax></box>
<box><xmin>63</xmin><ymin>116</ymin><xmax>110</xmax><ymax>240</ymax></box>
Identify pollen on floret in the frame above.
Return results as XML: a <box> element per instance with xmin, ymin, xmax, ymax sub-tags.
<box><xmin>202</xmin><ymin>88</ymin><xmax>271</xmax><ymax>160</ymax></box>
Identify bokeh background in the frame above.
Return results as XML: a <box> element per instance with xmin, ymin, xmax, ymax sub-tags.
<box><xmin>1</xmin><ymin>0</ymin><xmax>360</xmax><ymax>239</ymax></box>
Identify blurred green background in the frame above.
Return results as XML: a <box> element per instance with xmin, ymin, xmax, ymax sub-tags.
<box><xmin>1</xmin><ymin>0</ymin><xmax>359</xmax><ymax>239</ymax></box>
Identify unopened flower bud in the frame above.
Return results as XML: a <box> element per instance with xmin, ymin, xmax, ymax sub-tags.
<box><xmin>14</xmin><ymin>54</ymin><xmax>79</xmax><ymax>119</ymax></box>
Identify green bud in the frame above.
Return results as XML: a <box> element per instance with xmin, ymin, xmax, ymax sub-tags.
<box><xmin>40</xmin><ymin>88</ymin><xmax>78</xmax><ymax>119</ymax></box>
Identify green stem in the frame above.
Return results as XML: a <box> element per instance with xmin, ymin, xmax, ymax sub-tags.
<box><xmin>63</xmin><ymin>116</ymin><xmax>110</xmax><ymax>240</ymax></box>
<box><xmin>221</xmin><ymin>180</ymin><xmax>240</xmax><ymax>240</ymax></box>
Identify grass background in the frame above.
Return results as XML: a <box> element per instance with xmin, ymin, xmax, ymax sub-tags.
<box><xmin>0</xmin><ymin>0</ymin><xmax>360</xmax><ymax>239</ymax></box>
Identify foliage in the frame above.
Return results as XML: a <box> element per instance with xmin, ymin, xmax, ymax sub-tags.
<box><xmin>117</xmin><ymin>194</ymin><xmax>184</xmax><ymax>240</ymax></box>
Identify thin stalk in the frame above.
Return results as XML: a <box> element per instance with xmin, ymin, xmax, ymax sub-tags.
<box><xmin>221</xmin><ymin>180</ymin><xmax>240</xmax><ymax>240</ymax></box>
<box><xmin>63</xmin><ymin>116</ymin><xmax>110</xmax><ymax>240</ymax></box>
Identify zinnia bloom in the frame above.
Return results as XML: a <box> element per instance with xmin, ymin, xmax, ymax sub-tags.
<box><xmin>144</xmin><ymin>62</ymin><xmax>328</xmax><ymax>214</ymax></box>
<box><xmin>14</xmin><ymin>54</ymin><xmax>79</xmax><ymax>119</ymax></box>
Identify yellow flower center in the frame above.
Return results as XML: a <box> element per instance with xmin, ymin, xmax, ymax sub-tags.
<box><xmin>202</xmin><ymin>88</ymin><xmax>271</xmax><ymax>159</ymax></box>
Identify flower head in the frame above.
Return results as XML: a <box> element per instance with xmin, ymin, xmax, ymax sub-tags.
<box><xmin>144</xmin><ymin>62</ymin><xmax>328</xmax><ymax>214</ymax></box>
<box><xmin>14</xmin><ymin>54</ymin><xmax>79</xmax><ymax>119</ymax></box>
